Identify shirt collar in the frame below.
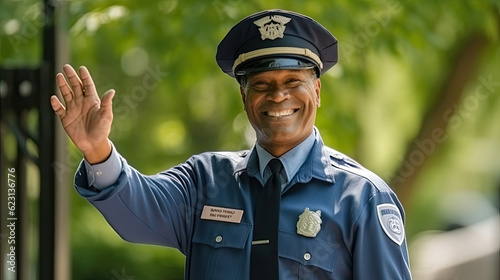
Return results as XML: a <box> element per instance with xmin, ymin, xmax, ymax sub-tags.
<box><xmin>234</xmin><ymin>127</ymin><xmax>335</xmax><ymax>186</ymax></box>
<box><xmin>256</xmin><ymin>130</ymin><xmax>316</xmax><ymax>183</ymax></box>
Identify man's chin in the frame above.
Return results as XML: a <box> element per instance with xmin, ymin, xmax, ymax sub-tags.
<box><xmin>257</xmin><ymin>128</ymin><xmax>304</xmax><ymax>146</ymax></box>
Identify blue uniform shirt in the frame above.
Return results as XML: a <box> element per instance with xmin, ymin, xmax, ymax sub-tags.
<box><xmin>74</xmin><ymin>128</ymin><xmax>412</xmax><ymax>279</ymax></box>
<box><xmin>255</xmin><ymin>130</ymin><xmax>315</xmax><ymax>188</ymax></box>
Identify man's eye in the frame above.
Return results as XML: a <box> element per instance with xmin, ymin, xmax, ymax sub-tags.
<box><xmin>251</xmin><ymin>81</ymin><xmax>270</xmax><ymax>90</ymax></box>
<box><xmin>286</xmin><ymin>79</ymin><xmax>302</xmax><ymax>86</ymax></box>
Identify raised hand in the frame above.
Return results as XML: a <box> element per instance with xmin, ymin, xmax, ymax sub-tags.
<box><xmin>50</xmin><ymin>64</ymin><xmax>115</xmax><ymax>164</ymax></box>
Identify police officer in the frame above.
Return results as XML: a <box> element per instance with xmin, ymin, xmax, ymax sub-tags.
<box><xmin>51</xmin><ymin>9</ymin><xmax>412</xmax><ymax>280</ymax></box>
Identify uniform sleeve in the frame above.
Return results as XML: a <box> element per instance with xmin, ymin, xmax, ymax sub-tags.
<box><xmin>83</xmin><ymin>142</ymin><xmax>122</xmax><ymax>190</ymax></box>
<box><xmin>352</xmin><ymin>191</ymin><xmax>412</xmax><ymax>280</ymax></box>
<box><xmin>74</xmin><ymin>152</ymin><xmax>197</xmax><ymax>254</ymax></box>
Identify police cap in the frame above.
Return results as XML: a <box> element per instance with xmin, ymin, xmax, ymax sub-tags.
<box><xmin>216</xmin><ymin>9</ymin><xmax>338</xmax><ymax>82</ymax></box>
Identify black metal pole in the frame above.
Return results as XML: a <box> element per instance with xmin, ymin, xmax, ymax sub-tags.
<box><xmin>39</xmin><ymin>0</ymin><xmax>56</xmax><ymax>279</ymax></box>
<box><xmin>15</xmin><ymin>133</ymin><xmax>27</xmax><ymax>280</ymax></box>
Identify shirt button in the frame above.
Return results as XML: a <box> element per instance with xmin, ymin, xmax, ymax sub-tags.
<box><xmin>333</xmin><ymin>153</ymin><xmax>344</xmax><ymax>160</ymax></box>
<box><xmin>215</xmin><ymin>235</ymin><xmax>223</xmax><ymax>243</ymax></box>
<box><xmin>96</xmin><ymin>171</ymin><xmax>103</xmax><ymax>176</ymax></box>
<box><xmin>304</xmin><ymin>253</ymin><xmax>311</xmax><ymax>261</ymax></box>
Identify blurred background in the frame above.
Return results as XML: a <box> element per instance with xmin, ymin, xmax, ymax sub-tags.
<box><xmin>1</xmin><ymin>0</ymin><xmax>499</xmax><ymax>279</ymax></box>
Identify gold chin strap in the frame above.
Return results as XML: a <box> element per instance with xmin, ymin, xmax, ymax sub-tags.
<box><xmin>232</xmin><ymin>47</ymin><xmax>323</xmax><ymax>73</ymax></box>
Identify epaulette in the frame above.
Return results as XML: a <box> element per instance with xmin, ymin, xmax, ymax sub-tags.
<box><xmin>324</xmin><ymin>146</ymin><xmax>392</xmax><ymax>192</ymax></box>
<box><xmin>324</xmin><ymin>146</ymin><xmax>362</xmax><ymax>170</ymax></box>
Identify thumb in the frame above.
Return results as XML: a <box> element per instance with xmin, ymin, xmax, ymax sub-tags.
<box><xmin>101</xmin><ymin>89</ymin><xmax>115</xmax><ymax>107</ymax></box>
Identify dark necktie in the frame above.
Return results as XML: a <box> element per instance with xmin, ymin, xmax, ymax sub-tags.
<box><xmin>250</xmin><ymin>159</ymin><xmax>283</xmax><ymax>280</ymax></box>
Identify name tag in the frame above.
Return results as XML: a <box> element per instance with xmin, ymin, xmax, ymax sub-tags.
<box><xmin>201</xmin><ymin>205</ymin><xmax>244</xmax><ymax>224</ymax></box>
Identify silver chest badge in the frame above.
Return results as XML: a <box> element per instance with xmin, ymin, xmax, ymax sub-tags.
<box><xmin>253</xmin><ymin>15</ymin><xmax>291</xmax><ymax>40</ymax></box>
<box><xmin>296</xmin><ymin>208</ymin><xmax>322</xmax><ymax>237</ymax></box>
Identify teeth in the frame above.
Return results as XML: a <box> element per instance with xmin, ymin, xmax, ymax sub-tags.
<box><xmin>266</xmin><ymin>109</ymin><xmax>295</xmax><ymax>117</ymax></box>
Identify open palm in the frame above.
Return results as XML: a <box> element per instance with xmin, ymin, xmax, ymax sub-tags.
<box><xmin>50</xmin><ymin>64</ymin><xmax>115</xmax><ymax>164</ymax></box>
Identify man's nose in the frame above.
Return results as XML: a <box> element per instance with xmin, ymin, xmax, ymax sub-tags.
<box><xmin>266</xmin><ymin>86</ymin><xmax>290</xmax><ymax>103</ymax></box>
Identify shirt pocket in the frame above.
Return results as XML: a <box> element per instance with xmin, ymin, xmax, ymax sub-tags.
<box><xmin>191</xmin><ymin>220</ymin><xmax>251</xmax><ymax>280</ymax></box>
<box><xmin>279</xmin><ymin>230</ymin><xmax>338</xmax><ymax>279</ymax></box>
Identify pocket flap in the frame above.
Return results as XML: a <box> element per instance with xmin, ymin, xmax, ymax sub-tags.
<box><xmin>279</xmin><ymin>230</ymin><xmax>337</xmax><ymax>272</ymax></box>
<box><xmin>193</xmin><ymin>220</ymin><xmax>251</xmax><ymax>249</ymax></box>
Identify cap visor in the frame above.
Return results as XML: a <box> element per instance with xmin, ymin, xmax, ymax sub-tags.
<box><xmin>235</xmin><ymin>57</ymin><xmax>317</xmax><ymax>76</ymax></box>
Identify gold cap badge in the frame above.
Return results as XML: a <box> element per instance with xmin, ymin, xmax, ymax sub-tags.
<box><xmin>253</xmin><ymin>15</ymin><xmax>291</xmax><ymax>40</ymax></box>
<box><xmin>296</xmin><ymin>208</ymin><xmax>322</xmax><ymax>238</ymax></box>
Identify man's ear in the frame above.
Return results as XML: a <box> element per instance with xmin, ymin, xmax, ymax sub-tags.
<box><xmin>240</xmin><ymin>86</ymin><xmax>246</xmax><ymax>107</ymax></box>
<box><xmin>315</xmin><ymin>78</ymin><xmax>321</xmax><ymax>108</ymax></box>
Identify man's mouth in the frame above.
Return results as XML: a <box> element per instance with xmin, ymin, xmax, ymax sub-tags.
<box><xmin>264</xmin><ymin>109</ymin><xmax>299</xmax><ymax>117</ymax></box>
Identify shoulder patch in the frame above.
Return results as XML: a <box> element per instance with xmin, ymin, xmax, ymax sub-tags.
<box><xmin>376</xmin><ymin>204</ymin><xmax>405</xmax><ymax>246</ymax></box>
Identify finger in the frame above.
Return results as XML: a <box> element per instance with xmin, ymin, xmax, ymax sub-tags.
<box><xmin>79</xmin><ymin>66</ymin><xmax>98</xmax><ymax>98</ymax></box>
<box><xmin>101</xmin><ymin>89</ymin><xmax>115</xmax><ymax>107</ymax></box>
<box><xmin>50</xmin><ymin>95</ymin><xmax>66</xmax><ymax>118</ymax></box>
<box><xmin>63</xmin><ymin>64</ymin><xmax>85</xmax><ymax>98</ymax></box>
<box><xmin>56</xmin><ymin>73</ymin><xmax>74</xmax><ymax>104</ymax></box>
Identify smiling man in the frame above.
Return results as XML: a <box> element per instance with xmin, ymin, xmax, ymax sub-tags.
<box><xmin>51</xmin><ymin>9</ymin><xmax>411</xmax><ymax>280</ymax></box>
<box><xmin>240</xmin><ymin>69</ymin><xmax>321</xmax><ymax>156</ymax></box>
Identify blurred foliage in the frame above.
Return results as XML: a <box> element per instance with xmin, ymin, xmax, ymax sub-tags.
<box><xmin>1</xmin><ymin>0</ymin><xmax>499</xmax><ymax>279</ymax></box>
